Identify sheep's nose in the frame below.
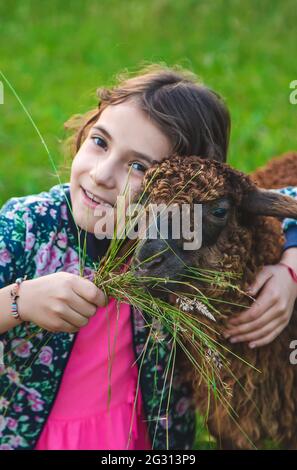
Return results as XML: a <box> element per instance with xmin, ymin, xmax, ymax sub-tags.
<box><xmin>133</xmin><ymin>238</ymin><xmax>169</xmax><ymax>274</ymax></box>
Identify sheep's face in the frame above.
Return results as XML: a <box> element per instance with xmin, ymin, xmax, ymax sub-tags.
<box><xmin>132</xmin><ymin>197</ymin><xmax>233</xmax><ymax>287</ymax></box>
<box><xmin>131</xmin><ymin>156</ymin><xmax>238</xmax><ymax>297</ymax></box>
<box><xmin>131</xmin><ymin>154</ymin><xmax>297</xmax><ymax>300</ymax></box>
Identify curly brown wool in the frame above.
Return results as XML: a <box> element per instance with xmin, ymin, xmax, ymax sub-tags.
<box><xmin>137</xmin><ymin>151</ymin><xmax>297</xmax><ymax>450</ymax></box>
<box><xmin>251</xmin><ymin>151</ymin><xmax>297</xmax><ymax>189</ymax></box>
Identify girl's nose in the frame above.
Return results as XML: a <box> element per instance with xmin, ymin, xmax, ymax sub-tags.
<box><xmin>89</xmin><ymin>158</ymin><xmax>115</xmax><ymax>188</ymax></box>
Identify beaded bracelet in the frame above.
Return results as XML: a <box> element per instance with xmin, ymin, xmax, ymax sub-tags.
<box><xmin>279</xmin><ymin>263</ymin><xmax>297</xmax><ymax>285</ymax></box>
<box><xmin>10</xmin><ymin>275</ymin><xmax>28</xmax><ymax>320</ymax></box>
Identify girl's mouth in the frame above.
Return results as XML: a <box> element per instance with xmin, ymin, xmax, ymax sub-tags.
<box><xmin>80</xmin><ymin>186</ymin><xmax>113</xmax><ymax>210</ymax></box>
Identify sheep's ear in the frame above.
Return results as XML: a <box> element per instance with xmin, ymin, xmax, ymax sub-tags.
<box><xmin>241</xmin><ymin>188</ymin><xmax>297</xmax><ymax>218</ymax></box>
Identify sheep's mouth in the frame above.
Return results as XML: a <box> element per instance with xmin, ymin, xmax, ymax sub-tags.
<box><xmin>131</xmin><ymin>261</ymin><xmax>186</xmax><ymax>304</ymax></box>
<box><xmin>139</xmin><ymin>282</ymin><xmax>179</xmax><ymax>304</ymax></box>
<box><xmin>133</xmin><ymin>255</ymin><xmax>164</xmax><ymax>272</ymax></box>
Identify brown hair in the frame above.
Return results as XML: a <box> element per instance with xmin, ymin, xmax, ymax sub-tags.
<box><xmin>63</xmin><ymin>62</ymin><xmax>231</xmax><ymax>166</ymax></box>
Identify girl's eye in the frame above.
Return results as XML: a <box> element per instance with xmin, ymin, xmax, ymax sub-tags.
<box><xmin>91</xmin><ymin>136</ymin><xmax>147</xmax><ymax>173</ymax></box>
<box><xmin>92</xmin><ymin>136</ymin><xmax>107</xmax><ymax>150</ymax></box>
<box><xmin>211</xmin><ymin>207</ymin><xmax>228</xmax><ymax>218</ymax></box>
<box><xmin>130</xmin><ymin>162</ymin><xmax>148</xmax><ymax>173</ymax></box>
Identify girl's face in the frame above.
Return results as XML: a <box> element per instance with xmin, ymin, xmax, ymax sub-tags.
<box><xmin>70</xmin><ymin>100</ymin><xmax>172</xmax><ymax>236</ymax></box>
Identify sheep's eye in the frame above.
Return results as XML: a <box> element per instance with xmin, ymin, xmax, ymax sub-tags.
<box><xmin>211</xmin><ymin>207</ymin><xmax>228</xmax><ymax>218</ymax></box>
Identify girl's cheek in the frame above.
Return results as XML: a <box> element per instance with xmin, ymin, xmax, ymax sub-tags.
<box><xmin>120</xmin><ymin>179</ymin><xmax>140</xmax><ymax>203</ymax></box>
<box><xmin>72</xmin><ymin>139</ymin><xmax>95</xmax><ymax>168</ymax></box>
<box><xmin>71</xmin><ymin>151</ymin><xmax>92</xmax><ymax>177</ymax></box>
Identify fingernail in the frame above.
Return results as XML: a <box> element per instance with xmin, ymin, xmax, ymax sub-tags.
<box><xmin>249</xmin><ymin>343</ymin><xmax>256</xmax><ymax>349</ymax></box>
<box><xmin>230</xmin><ymin>337</ymin><xmax>237</xmax><ymax>343</ymax></box>
<box><xmin>223</xmin><ymin>333</ymin><xmax>231</xmax><ymax>339</ymax></box>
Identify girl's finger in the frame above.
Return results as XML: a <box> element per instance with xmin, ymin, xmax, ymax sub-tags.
<box><xmin>248</xmin><ymin>324</ymin><xmax>286</xmax><ymax>349</ymax></box>
<box><xmin>226</xmin><ymin>285</ymin><xmax>277</xmax><ymax>326</ymax></box>
<box><xmin>46</xmin><ymin>317</ymin><xmax>80</xmax><ymax>334</ymax></box>
<box><xmin>54</xmin><ymin>320</ymin><xmax>80</xmax><ymax>334</ymax></box>
<box><xmin>247</xmin><ymin>267</ymin><xmax>274</xmax><ymax>296</ymax></box>
<box><xmin>227</xmin><ymin>317</ymin><xmax>284</xmax><ymax>344</ymax></box>
<box><xmin>73</xmin><ymin>276</ymin><xmax>108</xmax><ymax>307</ymax></box>
<box><xmin>59</xmin><ymin>305</ymin><xmax>90</xmax><ymax>329</ymax></box>
<box><xmin>68</xmin><ymin>291</ymin><xmax>98</xmax><ymax>318</ymax></box>
<box><xmin>223</xmin><ymin>303</ymin><xmax>281</xmax><ymax>337</ymax></box>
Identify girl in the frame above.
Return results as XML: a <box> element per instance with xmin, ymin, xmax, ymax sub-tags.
<box><xmin>1</xmin><ymin>63</ymin><xmax>297</xmax><ymax>450</ymax></box>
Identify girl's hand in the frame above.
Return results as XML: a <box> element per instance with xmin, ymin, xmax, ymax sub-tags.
<box><xmin>18</xmin><ymin>272</ymin><xmax>108</xmax><ymax>333</ymax></box>
<box><xmin>223</xmin><ymin>248</ymin><xmax>297</xmax><ymax>348</ymax></box>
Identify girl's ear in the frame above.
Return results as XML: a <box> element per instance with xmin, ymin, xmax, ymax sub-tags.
<box><xmin>241</xmin><ymin>188</ymin><xmax>297</xmax><ymax>219</ymax></box>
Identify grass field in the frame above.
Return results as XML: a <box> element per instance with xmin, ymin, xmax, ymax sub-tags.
<box><xmin>0</xmin><ymin>0</ymin><xmax>296</xmax><ymax>204</ymax></box>
<box><xmin>0</xmin><ymin>0</ymin><xmax>296</xmax><ymax>449</ymax></box>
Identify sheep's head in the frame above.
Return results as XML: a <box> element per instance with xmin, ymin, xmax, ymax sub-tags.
<box><xmin>131</xmin><ymin>155</ymin><xmax>297</xmax><ymax>304</ymax></box>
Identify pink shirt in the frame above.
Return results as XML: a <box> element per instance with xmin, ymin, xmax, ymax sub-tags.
<box><xmin>34</xmin><ymin>298</ymin><xmax>151</xmax><ymax>450</ymax></box>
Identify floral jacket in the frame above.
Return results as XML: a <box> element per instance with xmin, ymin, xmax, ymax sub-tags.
<box><xmin>0</xmin><ymin>183</ymin><xmax>297</xmax><ymax>450</ymax></box>
<box><xmin>0</xmin><ymin>183</ymin><xmax>196</xmax><ymax>450</ymax></box>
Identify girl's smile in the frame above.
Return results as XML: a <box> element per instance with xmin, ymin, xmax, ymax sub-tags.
<box><xmin>80</xmin><ymin>185</ymin><xmax>114</xmax><ymax>209</ymax></box>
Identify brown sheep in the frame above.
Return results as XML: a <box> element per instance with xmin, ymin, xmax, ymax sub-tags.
<box><xmin>130</xmin><ymin>152</ymin><xmax>297</xmax><ymax>449</ymax></box>
<box><xmin>251</xmin><ymin>151</ymin><xmax>297</xmax><ymax>189</ymax></box>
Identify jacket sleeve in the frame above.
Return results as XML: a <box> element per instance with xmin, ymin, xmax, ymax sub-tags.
<box><xmin>0</xmin><ymin>197</ymin><xmax>27</xmax><ymax>288</ymax></box>
<box><xmin>271</xmin><ymin>186</ymin><xmax>297</xmax><ymax>251</ymax></box>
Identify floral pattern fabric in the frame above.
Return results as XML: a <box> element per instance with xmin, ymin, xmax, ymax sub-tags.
<box><xmin>0</xmin><ymin>183</ymin><xmax>197</xmax><ymax>450</ymax></box>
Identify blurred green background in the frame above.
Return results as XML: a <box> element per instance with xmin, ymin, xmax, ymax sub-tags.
<box><xmin>0</xmin><ymin>0</ymin><xmax>296</xmax><ymax>448</ymax></box>
<box><xmin>1</xmin><ymin>0</ymin><xmax>296</xmax><ymax>206</ymax></box>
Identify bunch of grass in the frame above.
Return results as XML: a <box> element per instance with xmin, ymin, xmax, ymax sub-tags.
<box><xmin>91</xmin><ymin>171</ymin><xmax>258</xmax><ymax>449</ymax></box>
